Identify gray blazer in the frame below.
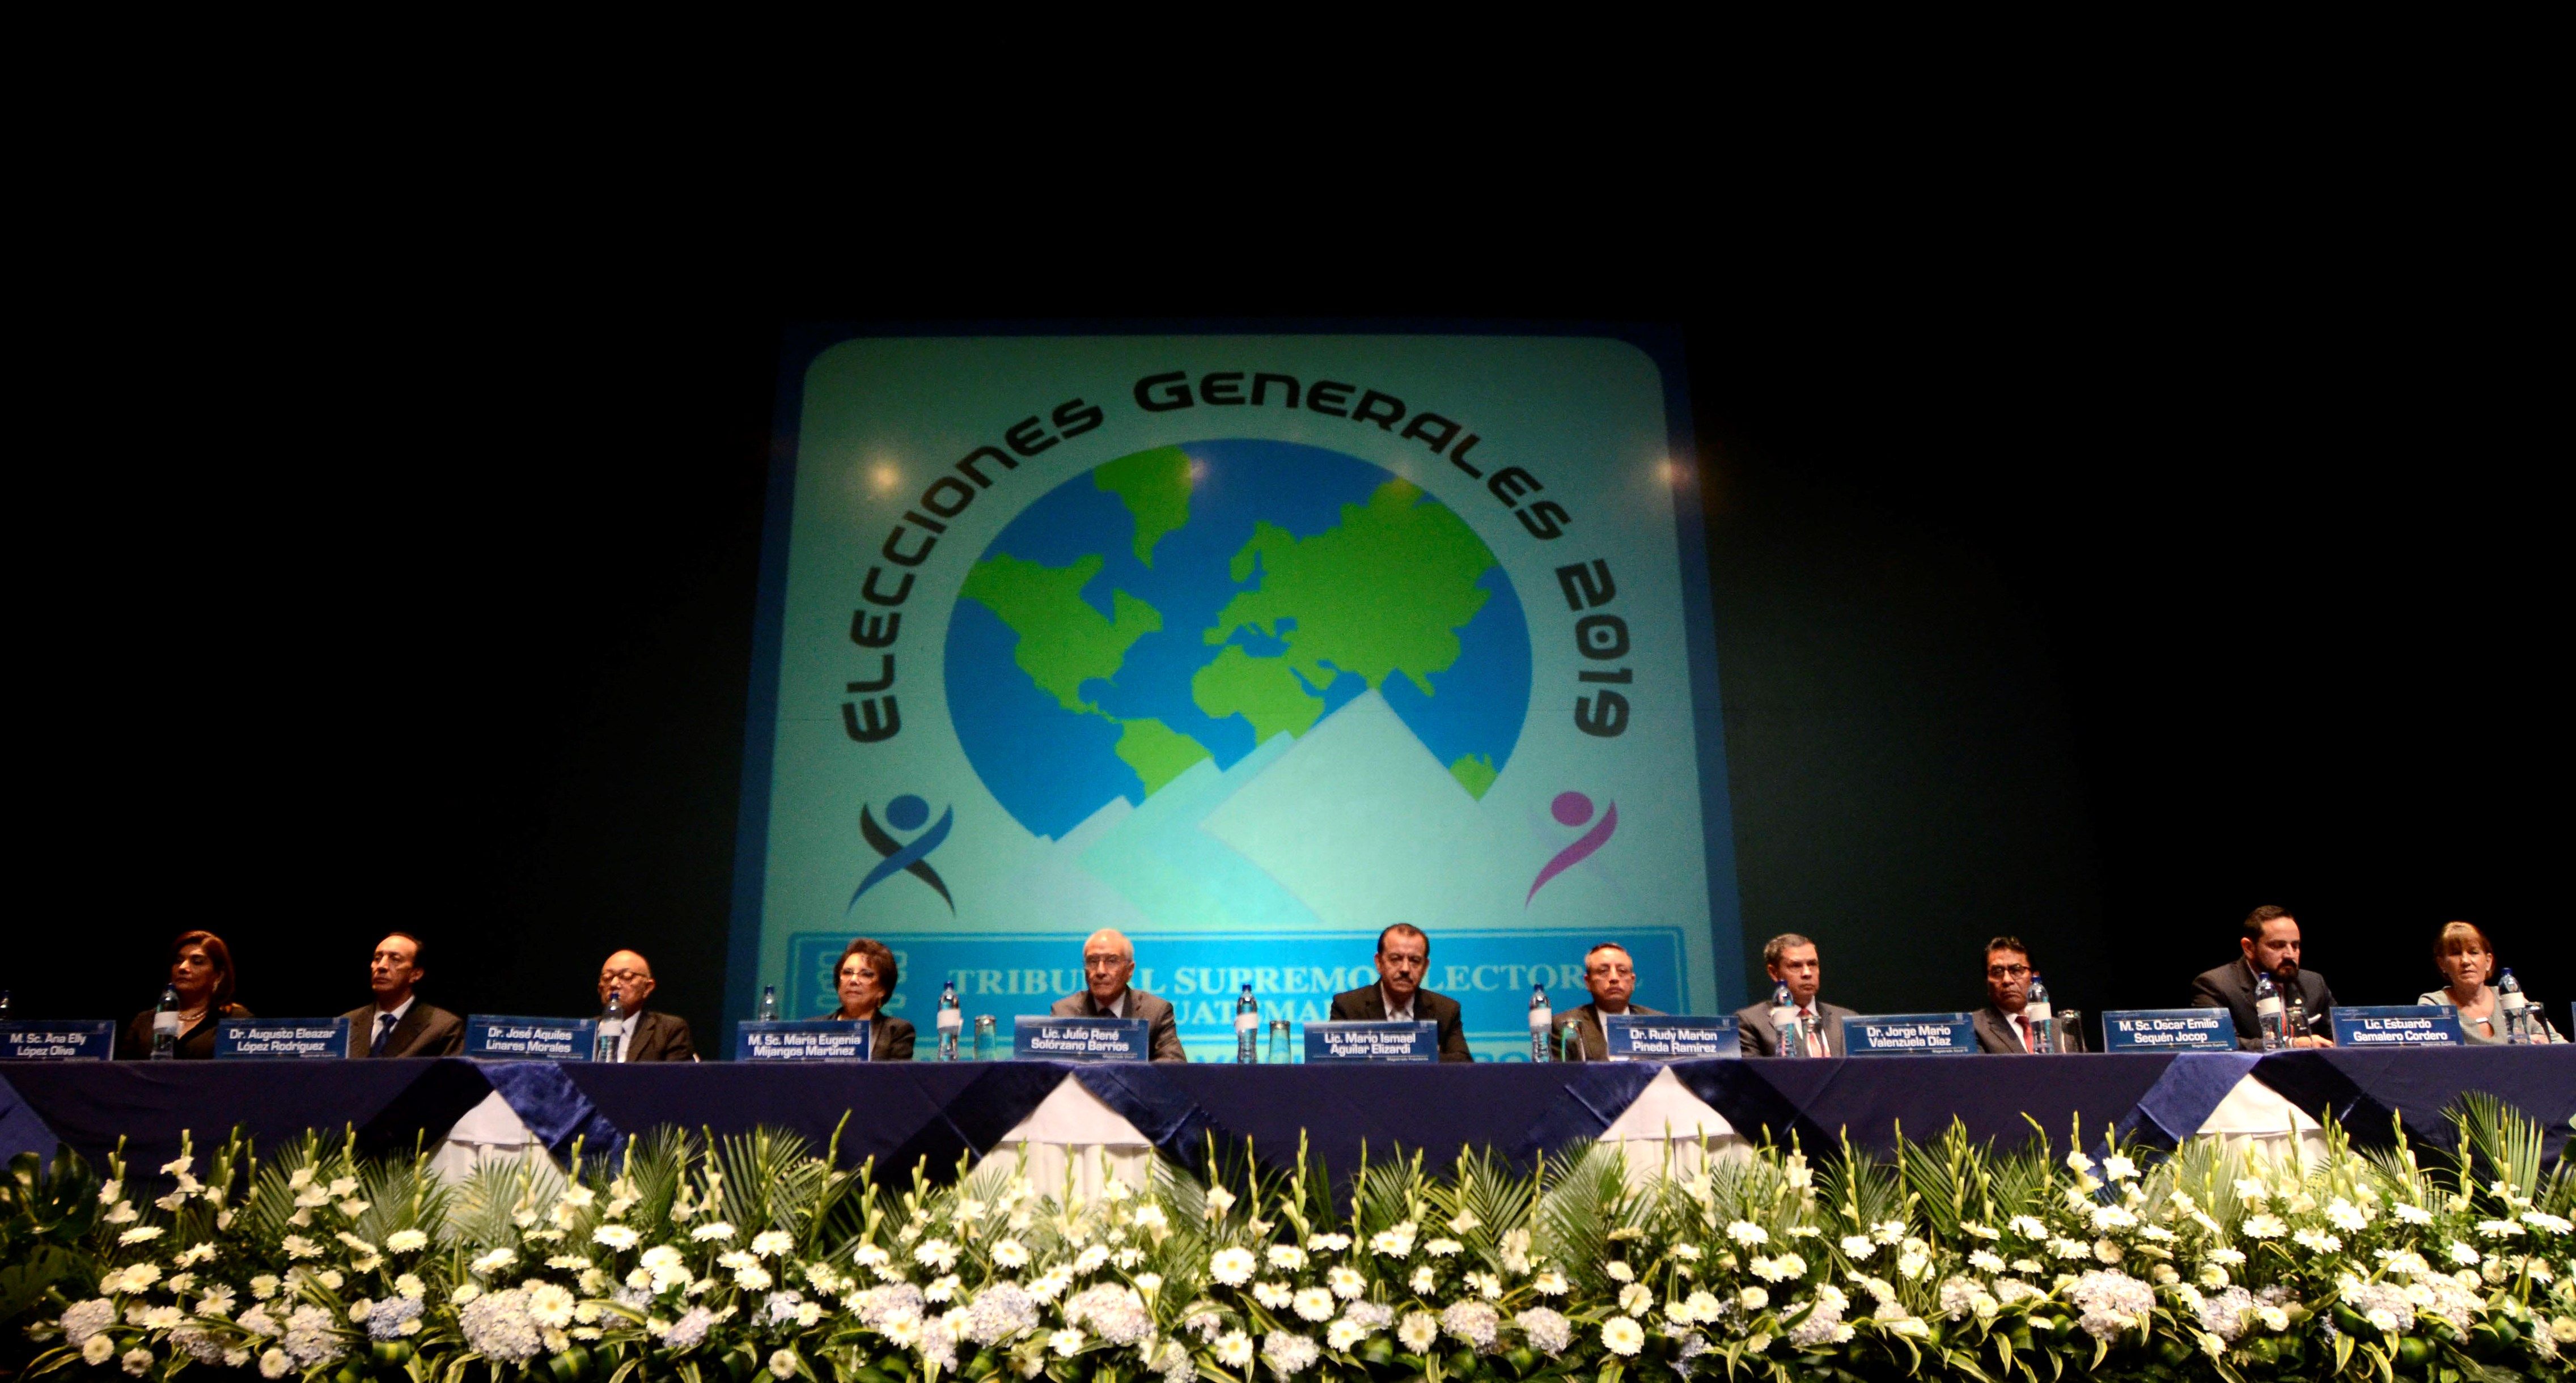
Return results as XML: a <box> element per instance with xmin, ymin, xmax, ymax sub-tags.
<box><xmin>1972</xmin><ymin>1005</ymin><xmax>2085</xmax><ymax>1054</ymax></box>
<box><xmin>341</xmin><ymin>1002</ymin><xmax>465</xmax><ymax>1058</ymax></box>
<box><xmin>601</xmin><ymin>1008</ymin><xmax>698</xmax><ymax>1062</ymax></box>
<box><xmin>1732</xmin><ymin>998</ymin><xmax>1859</xmax><ymax>1057</ymax></box>
<box><xmin>1048</xmin><ymin>987</ymin><xmax>1187</xmax><ymax>1062</ymax></box>
<box><xmin>1549</xmin><ymin>1001</ymin><xmax>1665</xmax><ymax>1062</ymax></box>
<box><xmin>2414</xmin><ymin>988</ymin><xmax>2564</xmax><ymax>1045</ymax></box>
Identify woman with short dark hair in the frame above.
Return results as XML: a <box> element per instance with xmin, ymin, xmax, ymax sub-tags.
<box><xmin>2416</xmin><ymin>921</ymin><xmax>2561</xmax><ymax>1043</ymax></box>
<box><xmin>832</xmin><ymin>937</ymin><xmax>916</xmax><ymax>1060</ymax></box>
<box><xmin>116</xmin><ymin>931</ymin><xmax>252</xmax><ymax>1059</ymax></box>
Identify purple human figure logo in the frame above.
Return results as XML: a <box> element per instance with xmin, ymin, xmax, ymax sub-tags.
<box><xmin>1528</xmin><ymin>791</ymin><xmax>1617</xmax><ymax>905</ymax></box>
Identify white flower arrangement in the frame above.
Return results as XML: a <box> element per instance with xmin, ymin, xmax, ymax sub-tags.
<box><xmin>16</xmin><ymin>1101</ymin><xmax>2575</xmax><ymax>1383</ymax></box>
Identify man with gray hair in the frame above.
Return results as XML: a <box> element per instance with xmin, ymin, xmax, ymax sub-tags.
<box><xmin>1048</xmin><ymin>928</ymin><xmax>1186</xmax><ymax>1062</ymax></box>
<box><xmin>1731</xmin><ymin>932</ymin><xmax>1858</xmax><ymax>1057</ymax></box>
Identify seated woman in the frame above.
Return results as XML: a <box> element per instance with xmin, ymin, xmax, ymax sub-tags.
<box><xmin>116</xmin><ymin>931</ymin><xmax>252</xmax><ymax>1059</ymax></box>
<box><xmin>2416</xmin><ymin>920</ymin><xmax>2561</xmax><ymax>1043</ymax></box>
<box><xmin>832</xmin><ymin>937</ymin><xmax>916</xmax><ymax>1060</ymax></box>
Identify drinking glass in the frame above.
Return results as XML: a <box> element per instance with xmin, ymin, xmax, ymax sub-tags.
<box><xmin>1266</xmin><ymin>1018</ymin><xmax>1291</xmax><ymax>1064</ymax></box>
<box><xmin>972</xmin><ymin>1015</ymin><xmax>996</xmax><ymax>1062</ymax></box>
<box><xmin>2054</xmin><ymin>1011</ymin><xmax>2084</xmax><ymax>1054</ymax></box>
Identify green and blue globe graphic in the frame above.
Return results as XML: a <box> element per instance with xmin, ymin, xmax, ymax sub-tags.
<box><xmin>946</xmin><ymin>440</ymin><xmax>1532</xmax><ymax>838</ymax></box>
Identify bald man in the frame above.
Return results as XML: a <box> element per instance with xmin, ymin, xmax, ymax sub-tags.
<box><xmin>1047</xmin><ymin>929</ymin><xmax>1185</xmax><ymax>1062</ymax></box>
<box><xmin>596</xmin><ymin>950</ymin><xmax>697</xmax><ymax>1062</ymax></box>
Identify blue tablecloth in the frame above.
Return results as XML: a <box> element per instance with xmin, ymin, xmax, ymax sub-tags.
<box><xmin>6</xmin><ymin>1047</ymin><xmax>2567</xmax><ymax>1186</ymax></box>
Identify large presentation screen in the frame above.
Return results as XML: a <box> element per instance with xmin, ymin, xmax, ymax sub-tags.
<box><xmin>730</xmin><ymin>330</ymin><xmax>1743</xmax><ymax>1059</ymax></box>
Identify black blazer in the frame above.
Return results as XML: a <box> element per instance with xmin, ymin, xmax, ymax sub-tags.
<box><xmin>117</xmin><ymin>1003</ymin><xmax>252</xmax><ymax>1060</ymax></box>
<box><xmin>1048</xmin><ymin>988</ymin><xmax>1188</xmax><ymax>1062</ymax></box>
<box><xmin>867</xmin><ymin>1014</ymin><xmax>916</xmax><ymax>1061</ymax></box>
<box><xmin>605</xmin><ymin>1008</ymin><xmax>698</xmax><ymax>1062</ymax></box>
<box><xmin>1549</xmin><ymin>1001</ymin><xmax>1665</xmax><ymax>1062</ymax></box>
<box><xmin>1731</xmin><ymin>999</ymin><xmax>1860</xmax><ymax>1057</ymax></box>
<box><xmin>2189</xmin><ymin>960</ymin><xmax>2336</xmax><ymax>1050</ymax></box>
<box><xmin>340</xmin><ymin>1002</ymin><xmax>467</xmax><ymax>1058</ymax></box>
<box><xmin>1972</xmin><ymin>1005</ymin><xmax>2086</xmax><ymax>1054</ymax></box>
<box><xmin>1327</xmin><ymin>985</ymin><xmax>1474</xmax><ymax>1062</ymax></box>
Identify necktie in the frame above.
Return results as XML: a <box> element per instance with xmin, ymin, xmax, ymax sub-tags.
<box><xmin>2016</xmin><ymin>1015</ymin><xmax>2034</xmax><ymax>1053</ymax></box>
<box><xmin>371</xmin><ymin>1012</ymin><xmax>397</xmax><ymax>1057</ymax></box>
<box><xmin>1799</xmin><ymin>1008</ymin><xmax>1821</xmax><ymax>1057</ymax></box>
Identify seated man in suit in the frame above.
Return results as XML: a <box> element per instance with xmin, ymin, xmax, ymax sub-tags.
<box><xmin>595</xmin><ymin>949</ymin><xmax>697</xmax><ymax>1062</ymax></box>
<box><xmin>1328</xmin><ymin>924</ymin><xmax>1473</xmax><ymax>1062</ymax></box>
<box><xmin>1550</xmin><ymin>941</ymin><xmax>1664</xmax><ymax>1060</ymax></box>
<box><xmin>1732</xmin><ymin>933</ymin><xmax>1858</xmax><ymax>1057</ymax></box>
<box><xmin>1971</xmin><ymin>936</ymin><xmax>2083</xmax><ymax>1053</ymax></box>
<box><xmin>1048</xmin><ymin>928</ymin><xmax>1186</xmax><ymax>1062</ymax></box>
<box><xmin>342</xmin><ymin>933</ymin><xmax>465</xmax><ymax>1058</ymax></box>
<box><xmin>2192</xmin><ymin>905</ymin><xmax>2337</xmax><ymax>1050</ymax></box>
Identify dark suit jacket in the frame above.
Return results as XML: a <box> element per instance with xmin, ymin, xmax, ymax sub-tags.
<box><xmin>1731</xmin><ymin>998</ymin><xmax>1859</xmax><ymax>1057</ymax></box>
<box><xmin>867</xmin><ymin>1014</ymin><xmax>916</xmax><ymax>1061</ymax></box>
<box><xmin>2190</xmin><ymin>960</ymin><xmax>2336</xmax><ymax>1050</ymax></box>
<box><xmin>1327</xmin><ymin>985</ymin><xmax>1473</xmax><ymax>1062</ymax></box>
<box><xmin>1549</xmin><ymin>1001</ymin><xmax>1664</xmax><ymax>1062</ymax></box>
<box><xmin>1048</xmin><ymin>988</ymin><xmax>1186</xmax><ymax>1062</ymax></box>
<box><xmin>605</xmin><ymin>1008</ymin><xmax>697</xmax><ymax>1062</ymax></box>
<box><xmin>341</xmin><ymin>1001</ymin><xmax>466</xmax><ymax>1058</ymax></box>
<box><xmin>1972</xmin><ymin>1004</ymin><xmax>2086</xmax><ymax>1054</ymax></box>
<box><xmin>117</xmin><ymin>1004</ymin><xmax>252</xmax><ymax>1060</ymax></box>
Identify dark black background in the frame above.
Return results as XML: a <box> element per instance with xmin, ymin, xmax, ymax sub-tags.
<box><xmin>15</xmin><ymin>266</ymin><xmax>2560</xmax><ymax>1053</ymax></box>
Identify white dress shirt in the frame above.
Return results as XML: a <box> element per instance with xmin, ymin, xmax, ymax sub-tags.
<box><xmin>1380</xmin><ymin>985</ymin><xmax>1416</xmax><ymax>1023</ymax></box>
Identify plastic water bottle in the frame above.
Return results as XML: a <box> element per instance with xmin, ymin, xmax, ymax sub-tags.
<box><xmin>596</xmin><ymin>991</ymin><xmax>624</xmax><ymax>1063</ymax></box>
<box><xmin>1235</xmin><ymin>983</ymin><xmax>1259</xmax><ymax>1063</ymax></box>
<box><xmin>2252</xmin><ymin>971</ymin><xmax>2284</xmax><ymax>1053</ymax></box>
<box><xmin>151</xmin><ymin>985</ymin><xmax>180</xmax><ymax>1059</ymax></box>
<box><xmin>2497</xmin><ymin>969</ymin><xmax>2530</xmax><ymax>1045</ymax></box>
<box><xmin>937</xmin><ymin>979</ymin><xmax>962</xmax><ymax>1060</ymax></box>
<box><xmin>1560</xmin><ymin>1017</ymin><xmax>1584</xmax><ymax>1063</ymax></box>
<box><xmin>1527</xmin><ymin>984</ymin><xmax>1553</xmax><ymax>1062</ymax></box>
<box><xmin>2024</xmin><ymin>974</ymin><xmax>2056</xmax><ymax>1054</ymax></box>
<box><xmin>0</xmin><ymin>990</ymin><xmax>11</xmax><ymax>1023</ymax></box>
<box><xmin>1769</xmin><ymin>981</ymin><xmax>1804</xmax><ymax>1059</ymax></box>
<box><xmin>757</xmin><ymin>985</ymin><xmax>779</xmax><ymax>1021</ymax></box>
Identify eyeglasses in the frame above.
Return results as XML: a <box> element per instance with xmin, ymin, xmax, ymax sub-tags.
<box><xmin>600</xmin><ymin>970</ymin><xmax>648</xmax><ymax>984</ymax></box>
<box><xmin>1083</xmin><ymin>956</ymin><xmax>1129</xmax><ymax>972</ymax></box>
<box><xmin>1985</xmin><ymin>965</ymin><xmax>2031</xmax><ymax>979</ymax></box>
<box><xmin>1587</xmin><ymin>964</ymin><xmax>1635</xmax><ymax>977</ymax></box>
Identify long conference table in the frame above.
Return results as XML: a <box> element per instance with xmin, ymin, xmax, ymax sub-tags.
<box><xmin>5</xmin><ymin>1047</ymin><xmax>2569</xmax><ymax>1187</ymax></box>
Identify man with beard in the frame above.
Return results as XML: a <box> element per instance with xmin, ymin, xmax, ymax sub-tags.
<box><xmin>2191</xmin><ymin>905</ymin><xmax>2338</xmax><ymax>1049</ymax></box>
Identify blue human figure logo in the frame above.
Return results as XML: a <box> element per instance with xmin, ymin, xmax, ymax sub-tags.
<box><xmin>849</xmin><ymin>794</ymin><xmax>954</xmax><ymax>912</ymax></box>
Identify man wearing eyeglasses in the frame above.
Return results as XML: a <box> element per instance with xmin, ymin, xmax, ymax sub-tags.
<box><xmin>1970</xmin><ymin>937</ymin><xmax>2081</xmax><ymax>1053</ymax></box>
<box><xmin>1549</xmin><ymin>942</ymin><xmax>1664</xmax><ymax>1060</ymax></box>
<box><xmin>595</xmin><ymin>950</ymin><xmax>698</xmax><ymax>1062</ymax></box>
<box><xmin>1048</xmin><ymin>928</ymin><xmax>1187</xmax><ymax>1062</ymax></box>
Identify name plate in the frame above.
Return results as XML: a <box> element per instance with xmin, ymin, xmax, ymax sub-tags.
<box><xmin>1842</xmin><ymin>1013</ymin><xmax>1978</xmax><ymax>1057</ymax></box>
<box><xmin>2100</xmin><ymin>1008</ymin><xmax>2235</xmax><ymax>1051</ymax></box>
<box><xmin>2331</xmin><ymin>1005</ymin><xmax>2463</xmax><ymax>1048</ymax></box>
<box><xmin>465</xmin><ymin>1016</ymin><xmax>599</xmax><ymax>1060</ymax></box>
<box><xmin>735</xmin><ymin>1020</ymin><xmax>874</xmax><ymax>1062</ymax></box>
<box><xmin>1602</xmin><ymin>1015</ymin><xmax>1739</xmax><ymax>1060</ymax></box>
<box><xmin>214</xmin><ymin>1018</ymin><xmax>349</xmax><ymax>1059</ymax></box>
<box><xmin>1012</xmin><ymin>1016</ymin><xmax>1149</xmax><ymax>1062</ymax></box>
<box><xmin>0</xmin><ymin>1021</ymin><xmax>115</xmax><ymax>1062</ymax></box>
<box><xmin>1303</xmin><ymin>1021</ymin><xmax>1439</xmax><ymax>1063</ymax></box>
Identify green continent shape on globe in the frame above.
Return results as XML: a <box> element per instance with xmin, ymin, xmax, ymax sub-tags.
<box><xmin>959</xmin><ymin>552</ymin><xmax>1163</xmax><ymax>714</ymax></box>
<box><xmin>1204</xmin><ymin>478</ymin><xmax>1495</xmax><ymax>697</ymax></box>
<box><xmin>959</xmin><ymin>550</ymin><xmax>1215</xmax><ymax>796</ymax></box>
<box><xmin>1190</xmin><ymin>643</ymin><xmax>1325</xmax><ymax>743</ymax></box>
<box><xmin>1448</xmin><ymin>753</ymin><xmax>1498</xmax><ymax>799</ymax></box>
<box><xmin>1092</xmin><ymin>446</ymin><xmax>1192</xmax><ymax>568</ymax></box>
